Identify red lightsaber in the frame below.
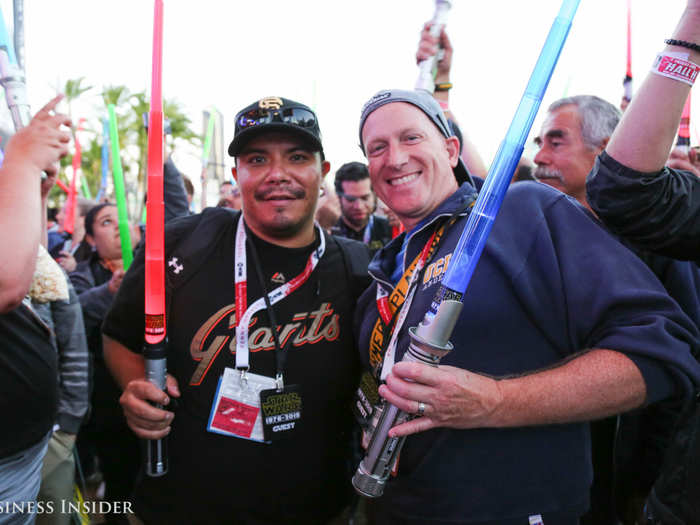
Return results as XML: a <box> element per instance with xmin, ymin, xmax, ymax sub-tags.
<box><xmin>55</xmin><ymin>178</ymin><xmax>69</xmax><ymax>194</ymax></box>
<box><xmin>143</xmin><ymin>0</ymin><xmax>168</xmax><ymax>477</ymax></box>
<box><xmin>63</xmin><ymin>119</ymin><xmax>84</xmax><ymax>235</ymax></box>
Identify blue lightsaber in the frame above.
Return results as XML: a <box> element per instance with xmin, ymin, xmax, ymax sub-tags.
<box><xmin>439</xmin><ymin>0</ymin><xmax>579</xmax><ymax>301</ymax></box>
<box><xmin>353</xmin><ymin>0</ymin><xmax>581</xmax><ymax>499</ymax></box>
<box><xmin>96</xmin><ymin>117</ymin><xmax>110</xmax><ymax>202</ymax></box>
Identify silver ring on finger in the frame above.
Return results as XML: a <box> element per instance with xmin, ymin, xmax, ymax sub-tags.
<box><xmin>417</xmin><ymin>401</ymin><xmax>426</xmax><ymax>417</ymax></box>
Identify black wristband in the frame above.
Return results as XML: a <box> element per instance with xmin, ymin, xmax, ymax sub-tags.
<box><xmin>434</xmin><ymin>82</ymin><xmax>452</xmax><ymax>92</ymax></box>
<box><xmin>664</xmin><ymin>39</ymin><xmax>700</xmax><ymax>53</ymax></box>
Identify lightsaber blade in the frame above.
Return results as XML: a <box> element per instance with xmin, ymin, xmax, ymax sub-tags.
<box><xmin>64</xmin><ymin>119</ymin><xmax>85</xmax><ymax>236</ymax></box>
<box><xmin>73</xmin><ymin>119</ymin><xmax>92</xmax><ymax>200</ymax></box>
<box><xmin>201</xmin><ymin>110</ymin><xmax>216</xmax><ymax>171</ymax></box>
<box><xmin>96</xmin><ymin>118</ymin><xmax>110</xmax><ymax>202</ymax></box>
<box><xmin>108</xmin><ymin>104</ymin><xmax>134</xmax><ymax>270</ymax></box>
<box><xmin>143</xmin><ymin>0</ymin><xmax>168</xmax><ymax>478</ymax></box>
<box><xmin>353</xmin><ymin>0</ymin><xmax>581</xmax><ymax>499</ymax></box>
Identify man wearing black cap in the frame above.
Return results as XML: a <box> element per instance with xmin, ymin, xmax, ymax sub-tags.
<box><xmin>102</xmin><ymin>96</ymin><xmax>370</xmax><ymax>524</ymax></box>
<box><xmin>353</xmin><ymin>89</ymin><xmax>700</xmax><ymax>524</ymax></box>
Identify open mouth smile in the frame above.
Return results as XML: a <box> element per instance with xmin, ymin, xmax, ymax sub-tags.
<box><xmin>388</xmin><ymin>172</ymin><xmax>420</xmax><ymax>186</ymax></box>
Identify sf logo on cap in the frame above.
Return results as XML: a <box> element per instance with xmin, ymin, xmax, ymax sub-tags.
<box><xmin>259</xmin><ymin>97</ymin><xmax>283</xmax><ymax>110</ymax></box>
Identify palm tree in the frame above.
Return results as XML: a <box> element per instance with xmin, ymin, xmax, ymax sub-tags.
<box><xmin>128</xmin><ymin>91</ymin><xmax>150</xmax><ymax>206</ymax></box>
<box><xmin>164</xmin><ymin>98</ymin><xmax>198</xmax><ymax>149</ymax></box>
<box><xmin>64</xmin><ymin>77</ymin><xmax>92</xmax><ymax>121</ymax></box>
<box><xmin>101</xmin><ymin>84</ymin><xmax>130</xmax><ymax>108</ymax></box>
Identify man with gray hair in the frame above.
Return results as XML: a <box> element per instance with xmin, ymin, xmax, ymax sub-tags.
<box><xmin>533</xmin><ymin>94</ymin><xmax>700</xmax><ymax>524</ymax></box>
<box><xmin>533</xmin><ymin>95</ymin><xmax>620</xmax><ymax>210</ymax></box>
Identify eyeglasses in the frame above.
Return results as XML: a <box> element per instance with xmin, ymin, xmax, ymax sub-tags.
<box><xmin>237</xmin><ymin>107</ymin><xmax>317</xmax><ymax>130</ymax></box>
<box><xmin>338</xmin><ymin>192</ymin><xmax>373</xmax><ymax>204</ymax></box>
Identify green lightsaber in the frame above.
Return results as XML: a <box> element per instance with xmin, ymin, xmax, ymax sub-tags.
<box><xmin>81</xmin><ymin>176</ymin><xmax>92</xmax><ymax>199</ymax></box>
<box><xmin>201</xmin><ymin>110</ymin><xmax>216</xmax><ymax>171</ymax></box>
<box><xmin>108</xmin><ymin>103</ymin><xmax>133</xmax><ymax>269</ymax></box>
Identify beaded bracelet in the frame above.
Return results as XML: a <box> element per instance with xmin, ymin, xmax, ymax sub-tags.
<box><xmin>665</xmin><ymin>39</ymin><xmax>700</xmax><ymax>53</ymax></box>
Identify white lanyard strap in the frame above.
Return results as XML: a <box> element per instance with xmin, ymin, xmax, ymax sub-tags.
<box><xmin>234</xmin><ymin>217</ymin><xmax>325</xmax><ymax>370</ymax></box>
<box><xmin>377</xmin><ymin>254</ymin><xmax>428</xmax><ymax>381</ymax></box>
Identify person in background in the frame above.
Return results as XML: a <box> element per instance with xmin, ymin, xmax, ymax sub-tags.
<box><xmin>533</xmin><ymin>93</ymin><xmax>700</xmax><ymax>524</ymax></box>
<box><xmin>315</xmin><ymin>179</ymin><xmax>341</xmax><ymax>233</ymax></box>
<box><xmin>33</xmin><ymin>275</ymin><xmax>89</xmax><ymax>525</ymax></box>
<box><xmin>416</xmin><ymin>22</ymin><xmax>488</xmax><ymax>180</ymax></box>
<box><xmin>182</xmin><ymin>175</ymin><xmax>195</xmax><ymax>211</ymax></box>
<box><xmin>69</xmin><ymin>203</ymin><xmax>139</xmax><ymax>525</ymax></box>
<box><xmin>51</xmin><ymin>197</ymin><xmax>96</xmax><ymax>273</ymax></box>
<box><xmin>0</xmin><ymin>95</ymin><xmax>71</xmax><ymax>525</ymax></box>
<box><xmin>331</xmin><ymin>161</ymin><xmax>392</xmax><ymax>256</ymax></box>
<box><xmin>586</xmin><ymin>3</ymin><xmax>700</xmax><ymax>521</ymax></box>
<box><xmin>218</xmin><ymin>180</ymin><xmax>242</xmax><ymax>210</ymax></box>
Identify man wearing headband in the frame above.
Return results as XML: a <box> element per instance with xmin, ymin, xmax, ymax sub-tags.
<box><xmin>353</xmin><ymin>88</ymin><xmax>700</xmax><ymax>524</ymax></box>
<box><xmin>103</xmin><ymin>97</ymin><xmax>369</xmax><ymax>524</ymax></box>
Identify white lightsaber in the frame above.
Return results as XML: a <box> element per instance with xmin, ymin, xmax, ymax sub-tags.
<box><xmin>415</xmin><ymin>0</ymin><xmax>452</xmax><ymax>93</ymax></box>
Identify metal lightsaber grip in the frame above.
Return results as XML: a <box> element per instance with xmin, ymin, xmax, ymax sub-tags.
<box><xmin>0</xmin><ymin>8</ymin><xmax>44</xmax><ymax>178</ymax></box>
<box><xmin>144</xmin><ymin>338</ymin><xmax>168</xmax><ymax>477</ymax></box>
<box><xmin>415</xmin><ymin>0</ymin><xmax>452</xmax><ymax>93</ymax></box>
<box><xmin>352</xmin><ymin>299</ymin><xmax>462</xmax><ymax>498</ymax></box>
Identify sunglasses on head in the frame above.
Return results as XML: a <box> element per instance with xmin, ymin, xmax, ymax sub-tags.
<box><xmin>237</xmin><ymin>107</ymin><xmax>316</xmax><ymax>130</ymax></box>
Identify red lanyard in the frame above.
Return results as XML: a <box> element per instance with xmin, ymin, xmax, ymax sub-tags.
<box><xmin>234</xmin><ymin>217</ymin><xmax>325</xmax><ymax>371</ymax></box>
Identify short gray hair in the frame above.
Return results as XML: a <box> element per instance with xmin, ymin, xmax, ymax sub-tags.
<box><xmin>548</xmin><ymin>95</ymin><xmax>621</xmax><ymax>150</ymax></box>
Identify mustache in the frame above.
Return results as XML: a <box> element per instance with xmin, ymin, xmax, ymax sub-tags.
<box><xmin>533</xmin><ymin>166</ymin><xmax>564</xmax><ymax>182</ymax></box>
<box><xmin>254</xmin><ymin>185</ymin><xmax>306</xmax><ymax>200</ymax></box>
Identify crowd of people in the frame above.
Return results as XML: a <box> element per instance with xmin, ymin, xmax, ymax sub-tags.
<box><xmin>2</xmin><ymin>3</ymin><xmax>700</xmax><ymax>525</ymax></box>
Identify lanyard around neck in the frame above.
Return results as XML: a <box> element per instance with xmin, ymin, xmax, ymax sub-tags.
<box><xmin>362</xmin><ymin>215</ymin><xmax>374</xmax><ymax>245</ymax></box>
<box><xmin>375</xmin><ymin>224</ymin><xmax>443</xmax><ymax>381</ymax></box>
<box><xmin>234</xmin><ymin>217</ymin><xmax>326</xmax><ymax>372</ymax></box>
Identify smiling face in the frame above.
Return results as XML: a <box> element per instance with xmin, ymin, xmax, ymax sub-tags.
<box><xmin>85</xmin><ymin>205</ymin><xmax>122</xmax><ymax>261</ymax></box>
<box><xmin>533</xmin><ymin>105</ymin><xmax>602</xmax><ymax>208</ymax></box>
<box><xmin>361</xmin><ymin>102</ymin><xmax>459</xmax><ymax>230</ymax></box>
<box><xmin>232</xmin><ymin>131</ymin><xmax>330</xmax><ymax>247</ymax></box>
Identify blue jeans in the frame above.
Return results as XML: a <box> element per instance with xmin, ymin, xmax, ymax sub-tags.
<box><xmin>0</xmin><ymin>433</ymin><xmax>51</xmax><ymax>525</ymax></box>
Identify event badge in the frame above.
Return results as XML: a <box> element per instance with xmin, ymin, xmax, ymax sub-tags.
<box><xmin>353</xmin><ymin>371</ymin><xmax>380</xmax><ymax>429</ymax></box>
<box><xmin>259</xmin><ymin>384</ymin><xmax>303</xmax><ymax>442</ymax></box>
<box><xmin>207</xmin><ymin>367</ymin><xmax>276</xmax><ymax>443</ymax></box>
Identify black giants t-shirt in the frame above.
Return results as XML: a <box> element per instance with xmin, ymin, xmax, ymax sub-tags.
<box><xmin>0</xmin><ymin>303</ymin><xmax>57</xmax><ymax>458</ymax></box>
<box><xmin>104</xmin><ymin>210</ymin><xmax>367</xmax><ymax>524</ymax></box>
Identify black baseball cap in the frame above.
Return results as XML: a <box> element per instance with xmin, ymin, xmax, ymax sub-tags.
<box><xmin>359</xmin><ymin>89</ymin><xmax>473</xmax><ymax>186</ymax></box>
<box><xmin>228</xmin><ymin>96</ymin><xmax>324</xmax><ymax>158</ymax></box>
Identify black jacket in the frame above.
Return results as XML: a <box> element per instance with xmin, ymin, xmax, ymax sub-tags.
<box><xmin>586</xmin><ymin>151</ymin><xmax>700</xmax><ymax>524</ymax></box>
<box><xmin>587</xmin><ymin>151</ymin><xmax>700</xmax><ymax>262</ymax></box>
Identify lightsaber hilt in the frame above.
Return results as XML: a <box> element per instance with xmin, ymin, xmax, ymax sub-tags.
<box><xmin>622</xmin><ymin>75</ymin><xmax>633</xmax><ymax>102</ymax></box>
<box><xmin>415</xmin><ymin>0</ymin><xmax>452</xmax><ymax>93</ymax></box>
<box><xmin>144</xmin><ymin>338</ymin><xmax>168</xmax><ymax>477</ymax></box>
<box><xmin>352</xmin><ymin>299</ymin><xmax>462</xmax><ymax>498</ymax></box>
<box><xmin>676</xmin><ymin>94</ymin><xmax>692</xmax><ymax>152</ymax></box>
<box><xmin>0</xmin><ymin>49</ymin><xmax>44</xmax><ymax>177</ymax></box>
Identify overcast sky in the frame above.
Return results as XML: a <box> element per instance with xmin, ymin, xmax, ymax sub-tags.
<box><xmin>0</xmin><ymin>0</ymin><xmax>690</xmax><ymax>191</ymax></box>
